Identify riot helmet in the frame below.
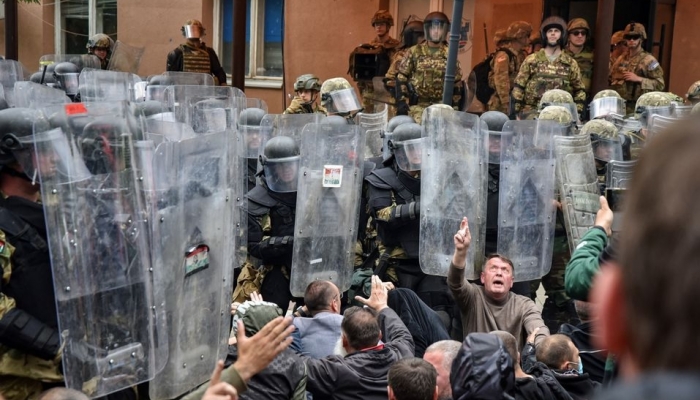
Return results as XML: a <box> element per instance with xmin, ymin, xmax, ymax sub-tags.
<box><xmin>589</xmin><ymin>89</ymin><xmax>625</xmax><ymax>120</ymax></box>
<box><xmin>53</xmin><ymin>62</ymin><xmax>81</xmax><ymax>97</ymax></box>
<box><xmin>80</xmin><ymin>118</ymin><xmax>131</xmax><ymax>175</ymax></box>
<box><xmin>635</xmin><ymin>91</ymin><xmax>672</xmax><ymax>128</ymax></box>
<box><xmin>538</xmin><ymin>105</ymin><xmax>575</xmax><ymax>135</ymax></box>
<box><xmin>539</xmin><ymin>89</ymin><xmax>578</xmax><ymax>122</ymax></box>
<box><xmin>238</xmin><ymin>107</ymin><xmax>266</xmax><ymax>158</ymax></box>
<box><xmin>423</xmin><ymin>12</ymin><xmax>450</xmax><ymax>44</ymax></box>
<box><xmin>182</xmin><ymin>19</ymin><xmax>206</xmax><ymax>39</ymax></box>
<box><xmin>321</xmin><ymin>115</ymin><xmax>350</xmax><ymax>126</ymax></box>
<box><xmin>320</xmin><ymin>77</ymin><xmax>362</xmax><ymax>115</ymax></box>
<box><xmin>686</xmin><ymin>81</ymin><xmax>700</xmax><ymax>105</ymax></box>
<box><xmin>193</xmin><ymin>98</ymin><xmax>230</xmax><ymax>133</ymax></box>
<box><xmin>259</xmin><ymin>135</ymin><xmax>300</xmax><ymax>193</ymax></box>
<box><xmin>0</xmin><ymin>108</ymin><xmax>51</xmax><ymax>182</ymax></box>
<box><xmin>383</xmin><ymin>115</ymin><xmax>414</xmax><ymax>162</ymax></box>
<box><xmin>482</xmin><ymin>111</ymin><xmax>510</xmax><ymax>164</ymax></box>
<box><xmin>401</xmin><ymin>19</ymin><xmax>425</xmax><ymax>49</ymax></box>
<box><xmin>388</xmin><ymin>122</ymin><xmax>422</xmax><ymax>171</ymax></box>
<box><xmin>294</xmin><ymin>74</ymin><xmax>321</xmax><ymax>105</ymax></box>
<box><xmin>371</xmin><ymin>10</ymin><xmax>394</xmax><ymax>27</ymax></box>
<box><xmin>581</xmin><ymin>119</ymin><xmax>624</xmax><ymax>163</ymax></box>
<box><xmin>540</xmin><ymin>16</ymin><xmax>567</xmax><ymax>48</ymax></box>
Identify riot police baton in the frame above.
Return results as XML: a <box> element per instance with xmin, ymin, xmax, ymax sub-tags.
<box><xmin>442</xmin><ymin>0</ymin><xmax>465</xmax><ymax>106</ymax></box>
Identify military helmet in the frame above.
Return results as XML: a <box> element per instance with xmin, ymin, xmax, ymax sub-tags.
<box><xmin>623</xmin><ymin>22</ymin><xmax>646</xmax><ymax>40</ymax></box>
<box><xmin>582</xmin><ymin>119</ymin><xmax>624</xmax><ymax>163</ymax></box>
<box><xmin>231</xmin><ymin>301</ymin><xmax>283</xmax><ymax>337</ymax></box>
<box><xmin>53</xmin><ymin>62</ymin><xmax>81</xmax><ymax>96</ymax></box>
<box><xmin>539</xmin><ymin>89</ymin><xmax>574</xmax><ymax>109</ymax></box>
<box><xmin>611</xmin><ymin>31</ymin><xmax>625</xmax><ymax>46</ymax></box>
<box><xmin>239</xmin><ymin>108</ymin><xmax>266</xmax><ymax>159</ymax></box>
<box><xmin>182</xmin><ymin>19</ymin><xmax>206</xmax><ymax>39</ymax></box>
<box><xmin>293</xmin><ymin>74</ymin><xmax>321</xmax><ymax>92</ymax></box>
<box><xmin>593</xmin><ymin>89</ymin><xmax>622</xmax><ymax>101</ymax></box>
<box><xmin>0</xmin><ymin>108</ymin><xmax>43</xmax><ymax>168</ymax></box>
<box><xmin>507</xmin><ymin>21</ymin><xmax>533</xmax><ymax>41</ymax></box>
<box><xmin>238</xmin><ymin>107</ymin><xmax>266</xmax><ymax>127</ymax></box>
<box><xmin>687</xmin><ymin>81</ymin><xmax>700</xmax><ymax>104</ymax></box>
<box><xmin>389</xmin><ymin>122</ymin><xmax>422</xmax><ymax>172</ymax></box>
<box><xmin>494</xmin><ymin>29</ymin><xmax>510</xmax><ymax>47</ymax></box>
<box><xmin>580</xmin><ymin>119</ymin><xmax>618</xmax><ymax>139</ymax></box>
<box><xmin>423</xmin><ymin>11</ymin><xmax>450</xmax><ymax>44</ymax></box>
<box><xmin>481</xmin><ymin>111</ymin><xmax>509</xmax><ymax>132</ymax></box>
<box><xmin>590</xmin><ymin>90</ymin><xmax>625</xmax><ymax>120</ymax></box>
<box><xmin>86</xmin><ymin>33</ymin><xmax>114</xmax><ymax>52</ymax></box>
<box><xmin>260</xmin><ymin>135</ymin><xmax>300</xmax><ymax>193</ymax></box>
<box><xmin>320</xmin><ymin>77</ymin><xmax>361</xmax><ymax>114</ymax></box>
<box><xmin>635</xmin><ymin>91</ymin><xmax>672</xmax><ymax>112</ymax></box>
<box><xmin>371</xmin><ymin>10</ymin><xmax>394</xmax><ymax>27</ymax></box>
<box><xmin>538</xmin><ymin>105</ymin><xmax>574</xmax><ymax>126</ymax></box>
<box><xmin>540</xmin><ymin>16</ymin><xmax>567</xmax><ymax>47</ymax></box>
<box><xmin>567</xmin><ymin>18</ymin><xmax>590</xmax><ymax>34</ymax></box>
<box><xmin>321</xmin><ymin>115</ymin><xmax>349</xmax><ymax>126</ymax></box>
<box><xmin>401</xmin><ymin>19</ymin><xmax>425</xmax><ymax>48</ymax></box>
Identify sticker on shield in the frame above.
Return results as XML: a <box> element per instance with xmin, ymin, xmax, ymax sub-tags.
<box><xmin>323</xmin><ymin>165</ymin><xmax>343</xmax><ymax>187</ymax></box>
<box><xmin>184</xmin><ymin>244</ymin><xmax>210</xmax><ymax>276</ymax></box>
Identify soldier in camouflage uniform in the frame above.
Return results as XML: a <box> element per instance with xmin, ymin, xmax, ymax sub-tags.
<box><xmin>358</xmin><ymin>10</ymin><xmax>401</xmax><ymax>114</ymax></box>
<box><xmin>686</xmin><ymin>81</ymin><xmax>700</xmax><ymax>105</ymax></box>
<box><xmin>396</xmin><ymin>12</ymin><xmax>463</xmax><ymax>123</ymax></box>
<box><xmin>488</xmin><ymin>21</ymin><xmax>532</xmax><ymax>114</ymax></box>
<box><xmin>284</xmin><ymin>74</ymin><xmax>327</xmax><ymax>115</ymax></box>
<box><xmin>581</xmin><ymin>119</ymin><xmax>623</xmax><ymax>191</ymax></box>
<box><xmin>512</xmin><ymin>16</ymin><xmax>586</xmax><ymax>118</ymax></box>
<box><xmin>609</xmin><ymin>22</ymin><xmax>664</xmax><ymax>115</ymax></box>
<box><xmin>564</xmin><ymin>18</ymin><xmax>594</xmax><ymax>107</ymax></box>
<box><xmin>85</xmin><ymin>33</ymin><xmax>114</xmax><ymax>70</ymax></box>
<box><xmin>385</xmin><ymin>18</ymin><xmax>425</xmax><ymax>110</ymax></box>
<box><xmin>320</xmin><ymin>77</ymin><xmax>362</xmax><ymax>122</ymax></box>
<box><xmin>610</xmin><ymin>31</ymin><xmax>626</xmax><ymax>71</ymax></box>
<box><xmin>166</xmin><ymin>19</ymin><xmax>227</xmax><ymax>85</ymax></box>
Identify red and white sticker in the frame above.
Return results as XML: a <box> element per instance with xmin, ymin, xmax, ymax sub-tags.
<box><xmin>322</xmin><ymin>165</ymin><xmax>343</xmax><ymax>188</ymax></box>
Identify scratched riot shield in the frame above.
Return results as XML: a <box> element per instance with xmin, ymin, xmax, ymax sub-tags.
<box><xmin>355</xmin><ymin>101</ymin><xmax>388</xmax><ymax>159</ymax></box>
<box><xmin>419</xmin><ymin>107</ymin><xmax>487</xmax><ymax>278</ymax></box>
<box><xmin>164</xmin><ymin>85</ymin><xmax>246</xmax><ymax>133</ymax></box>
<box><xmin>0</xmin><ymin>59</ymin><xmax>28</xmax><ymax>106</ymax></box>
<box><xmin>247</xmin><ymin>97</ymin><xmax>269</xmax><ymax>113</ymax></box>
<box><xmin>107</xmin><ymin>40</ymin><xmax>145</xmax><ymax>74</ymax></box>
<box><xmin>605</xmin><ymin>160</ymin><xmax>636</xmax><ymax>233</ymax></box>
<box><xmin>259</xmin><ymin>113</ymin><xmax>326</xmax><ymax>154</ymax></box>
<box><xmin>32</xmin><ymin>103</ymin><xmax>165</xmax><ymax>398</ymax></box>
<box><xmin>290</xmin><ymin>123</ymin><xmax>365</xmax><ymax>296</ymax></box>
<box><xmin>497</xmin><ymin>120</ymin><xmax>557</xmax><ymax>281</ymax></box>
<box><xmin>133</xmin><ymin>122</ymin><xmax>239</xmax><ymax>399</ymax></box>
<box><xmin>145</xmin><ymin>72</ymin><xmax>215</xmax><ymax>102</ymax></box>
<box><xmin>554</xmin><ymin>134</ymin><xmax>600</xmax><ymax>251</ymax></box>
<box><xmin>78</xmin><ymin>69</ymin><xmax>142</xmax><ymax>102</ymax></box>
<box><xmin>14</xmin><ymin>81</ymin><xmax>70</xmax><ymax>107</ymax></box>
<box><xmin>39</xmin><ymin>54</ymin><xmax>102</xmax><ymax>70</ymax></box>
<box><xmin>647</xmin><ymin>113</ymin><xmax>678</xmax><ymax>142</ymax></box>
<box><xmin>672</xmin><ymin>102</ymin><xmax>692</xmax><ymax>118</ymax></box>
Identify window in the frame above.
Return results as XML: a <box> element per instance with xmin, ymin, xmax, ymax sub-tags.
<box><xmin>55</xmin><ymin>0</ymin><xmax>117</xmax><ymax>54</ymax></box>
<box><xmin>218</xmin><ymin>0</ymin><xmax>284</xmax><ymax>87</ymax></box>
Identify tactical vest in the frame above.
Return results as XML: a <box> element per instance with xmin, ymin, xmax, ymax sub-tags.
<box><xmin>409</xmin><ymin>45</ymin><xmax>449</xmax><ymax>103</ymax></box>
<box><xmin>365</xmin><ymin>167</ymin><xmax>420</xmax><ymax>257</ymax></box>
<box><xmin>180</xmin><ymin>44</ymin><xmax>211</xmax><ymax>75</ymax></box>
<box><xmin>247</xmin><ymin>185</ymin><xmax>296</xmax><ymax>239</ymax></box>
<box><xmin>0</xmin><ymin>203</ymin><xmax>56</xmax><ymax>329</ymax></box>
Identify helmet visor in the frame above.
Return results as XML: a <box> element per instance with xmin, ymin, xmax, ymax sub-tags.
<box><xmin>589</xmin><ymin>97</ymin><xmax>625</xmax><ymax>120</ymax></box>
<box><xmin>14</xmin><ymin>128</ymin><xmax>91</xmax><ymax>184</ymax></box>
<box><xmin>639</xmin><ymin>106</ymin><xmax>671</xmax><ymax>128</ymax></box>
<box><xmin>184</xmin><ymin>24</ymin><xmax>203</xmax><ymax>39</ymax></box>
<box><xmin>243</xmin><ymin>126</ymin><xmax>262</xmax><ymax>159</ymax></box>
<box><xmin>393</xmin><ymin>137</ymin><xmax>423</xmax><ymax>171</ymax></box>
<box><xmin>592</xmin><ymin>137</ymin><xmax>624</xmax><ymax>162</ymax></box>
<box><xmin>424</xmin><ymin>20</ymin><xmax>449</xmax><ymax>43</ymax></box>
<box><xmin>57</xmin><ymin>73</ymin><xmax>80</xmax><ymax>96</ymax></box>
<box><xmin>263</xmin><ymin>156</ymin><xmax>300</xmax><ymax>192</ymax></box>
<box><xmin>327</xmin><ymin>88</ymin><xmax>362</xmax><ymax>114</ymax></box>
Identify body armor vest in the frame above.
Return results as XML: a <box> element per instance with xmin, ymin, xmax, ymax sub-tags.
<box><xmin>181</xmin><ymin>44</ymin><xmax>211</xmax><ymax>74</ymax></box>
<box><xmin>247</xmin><ymin>186</ymin><xmax>296</xmax><ymax>239</ymax></box>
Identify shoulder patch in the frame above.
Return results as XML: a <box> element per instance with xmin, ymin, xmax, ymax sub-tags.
<box><xmin>496</xmin><ymin>54</ymin><xmax>508</xmax><ymax>63</ymax></box>
<box><xmin>648</xmin><ymin>60</ymin><xmax>660</xmax><ymax>71</ymax></box>
<box><xmin>575</xmin><ymin>241</ymin><xmax>588</xmax><ymax>250</ymax></box>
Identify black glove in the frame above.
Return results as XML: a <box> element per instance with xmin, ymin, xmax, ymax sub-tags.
<box><xmin>396</xmin><ymin>101</ymin><xmax>410</xmax><ymax>116</ymax></box>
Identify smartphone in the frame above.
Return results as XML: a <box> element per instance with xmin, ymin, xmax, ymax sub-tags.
<box><xmin>605</xmin><ymin>188</ymin><xmax>625</xmax><ymax>212</ymax></box>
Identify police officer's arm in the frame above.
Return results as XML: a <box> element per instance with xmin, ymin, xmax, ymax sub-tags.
<box><xmin>511</xmin><ymin>56</ymin><xmax>533</xmax><ymax>114</ymax></box>
<box><xmin>247</xmin><ymin>214</ymin><xmax>293</xmax><ymax>265</ymax></box>
<box><xmin>569</xmin><ymin>60</ymin><xmax>587</xmax><ymax>113</ymax></box>
<box><xmin>640</xmin><ymin>57</ymin><xmax>665</xmax><ymax>92</ymax></box>
<box><xmin>166</xmin><ymin>48</ymin><xmax>184</xmax><ymax>72</ymax></box>
<box><xmin>367</xmin><ymin>186</ymin><xmax>419</xmax><ymax>229</ymax></box>
<box><xmin>492</xmin><ymin>51</ymin><xmax>512</xmax><ymax>107</ymax></box>
<box><xmin>0</xmin><ymin>240</ymin><xmax>60</xmax><ymax>360</ymax></box>
<box><xmin>206</xmin><ymin>48</ymin><xmax>228</xmax><ymax>86</ymax></box>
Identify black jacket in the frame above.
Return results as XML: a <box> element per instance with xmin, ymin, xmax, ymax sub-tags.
<box><xmin>451</xmin><ymin>333</ymin><xmax>515</xmax><ymax>400</ymax></box>
<box><xmin>301</xmin><ymin>308</ymin><xmax>414</xmax><ymax>400</ymax></box>
<box><xmin>516</xmin><ymin>362</ymin><xmax>573</xmax><ymax>400</ymax></box>
<box><xmin>553</xmin><ymin>371</ymin><xmax>599</xmax><ymax>400</ymax></box>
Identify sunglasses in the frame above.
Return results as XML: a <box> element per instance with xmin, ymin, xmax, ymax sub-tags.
<box><xmin>624</xmin><ymin>35</ymin><xmax>641</xmax><ymax>40</ymax></box>
<box><xmin>570</xmin><ymin>30</ymin><xmax>587</xmax><ymax>37</ymax></box>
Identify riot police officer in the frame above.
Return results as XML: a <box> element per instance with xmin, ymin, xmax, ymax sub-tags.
<box><xmin>166</xmin><ymin>19</ymin><xmax>227</xmax><ymax>86</ymax></box>
<box><xmin>581</xmin><ymin>119</ymin><xmax>625</xmax><ymax>193</ymax></box>
<box><xmin>238</xmin><ymin>107</ymin><xmax>266</xmax><ymax>192</ymax></box>
<box><xmin>86</xmin><ymin>33</ymin><xmax>114</xmax><ymax>70</ymax></box>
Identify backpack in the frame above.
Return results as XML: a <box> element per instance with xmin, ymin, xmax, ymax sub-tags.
<box><xmin>470</xmin><ymin>49</ymin><xmax>515</xmax><ymax>106</ymax></box>
<box><xmin>348</xmin><ymin>44</ymin><xmax>392</xmax><ymax>82</ymax></box>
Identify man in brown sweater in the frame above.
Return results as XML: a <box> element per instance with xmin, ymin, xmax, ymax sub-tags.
<box><xmin>448</xmin><ymin>217</ymin><xmax>549</xmax><ymax>349</ymax></box>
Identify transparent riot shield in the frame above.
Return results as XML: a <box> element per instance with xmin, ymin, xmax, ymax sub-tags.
<box><xmin>145</xmin><ymin>72</ymin><xmax>215</xmax><ymax>102</ymax></box>
<box><xmin>647</xmin><ymin>114</ymin><xmax>678</xmax><ymax>142</ymax></box>
<box><xmin>0</xmin><ymin>59</ymin><xmax>28</xmax><ymax>106</ymax></box>
<box><xmin>355</xmin><ymin>102</ymin><xmax>388</xmax><ymax>159</ymax></box>
<box><xmin>672</xmin><ymin>102</ymin><xmax>692</xmax><ymax>118</ymax></box>
<box><xmin>259</xmin><ymin>113</ymin><xmax>326</xmax><ymax>154</ymax></box>
<box><xmin>107</xmin><ymin>40</ymin><xmax>145</xmax><ymax>74</ymax></box>
<box><xmin>290</xmin><ymin>123</ymin><xmax>365</xmax><ymax>296</ymax></box>
<box><xmin>370</xmin><ymin>76</ymin><xmax>393</xmax><ymax>106</ymax></box>
<box><xmin>14</xmin><ymin>81</ymin><xmax>70</xmax><ymax>108</ymax></box>
<box><xmin>589</xmin><ymin>97</ymin><xmax>626</xmax><ymax>120</ymax></box>
<box><xmin>164</xmin><ymin>85</ymin><xmax>246</xmax><ymax>133</ymax></box>
<box><xmin>33</xmin><ymin>104</ymin><xmax>165</xmax><ymax>398</ymax></box>
<box><xmin>134</xmin><ymin>125</ymin><xmax>239</xmax><ymax>399</ymax></box>
<box><xmin>420</xmin><ymin>108</ymin><xmax>487</xmax><ymax>278</ymax></box>
<box><xmin>39</xmin><ymin>54</ymin><xmax>102</xmax><ymax>70</ymax></box>
<box><xmin>78</xmin><ymin>69</ymin><xmax>141</xmax><ymax>102</ymax></box>
<box><xmin>247</xmin><ymin>97</ymin><xmax>269</xmax><ymax>113</ymax></box>
<box><xmin>554</xmin><ymin>134</ymin><xmax>600</xmax><ymax>251</ymax></box>
<box><xmin>497</xmin><ymin>120</ymin><xmax>557</xmax><ymax>281</ymax></box>
<box><xmin>605</xmin><ymin>160</ymin><xmax>636</xmax><ymax>233</ymax></box>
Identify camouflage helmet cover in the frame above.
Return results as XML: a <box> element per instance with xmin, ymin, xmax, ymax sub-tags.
<box><xmin>580</xmin><ymin>119</ymin><xmax>618</xmax><ymax>139</ymax></box>
<box><xmin>687</xmin><ymin>81</ymin><xmax>700</xmax><ymax>102</ymax></box>
<box><xmin>635</xmin><ymin>91</ymin><xmax>672</xmax><ymax>112</ymax></box>
<box><xmin>294</xmin><ymin>74</ymin><xmax>321</xmax><ymax>92</ymax></box>
<box><xmin>611</xmin><ymin>31</ymin><xmax>625</xmax><ymax>46</ymax></box>
<box><xmin>593</xmin><ymin>89</ymin><xmax>622</xmax><ymax>101</ymax></box>
<box><xmin>624</xmin><ymin>22</ymin><xmax>647</xmax><ymax>40</ymax></box>
<box><xmin>372</xmin><ymin>10</ymin><xmax>394</xmax><ymax>27</ymax></box>
<box><xmin>507</xmin><ymin>21</ymin><xmax>533</xmax><ymax>40</ymax></box>
<box><xmin>86</xmin><ymin>33</ymin><xmax>114</xmax><ymax>50</ymax></box>
<box><xmin>494</xmin><ymin>29</ymin><xmax>510</xmax><ymax>46</ymax></box>
<box><xmin>539</xmin><ymin>89</ymin><xmax>574</xmax><ymax>109</ymax></box>
<box><xmin>538</xmin><ymin>105</ymin><xmax>573</xmax><ymax>125</ymax></box>
<box><xmin>664</xmin><ymin>92</ymin><xmax>683</xmax><ymax>103</ymax></box>
<box><xmin>320</xmin><ymin>77</ymin><xmax>353</xmax><ymax>106</ymax></box>
<box><xmin>182</xmin><ymin>19</ymin><xmax>206</xmax><ymax>38</ymax></box>
<box><xmin>567</xmin><ymin>18</ymin><xmax>590</xmax><ymax>33</ymax></box>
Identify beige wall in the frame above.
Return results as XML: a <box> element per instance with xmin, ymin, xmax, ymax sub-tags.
<box><xmin>472</xmin><ymin>0</ymin><xmax>542</xmax><ymax>64</ymax></box>
<box><xmin>668</xmin><ymin>0</ymin><xmax>700</xmax><ymax>97</ymax></box>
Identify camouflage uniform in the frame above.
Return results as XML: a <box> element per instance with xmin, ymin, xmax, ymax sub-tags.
<box><xmin>283</xmin><ymin>97</ymin><xmax>326</xmax><ymax>115</ymax></box>
<box><xmin>609</xmin><ymin>31</ymin><xmax>626</xmax><ymax>71</ymax></box>
<box><xmin>512</xmin><ymin>49</ymin><xmax>586</xmax><ymax>115</ymax></box>
<box><xmin>564</xmin><ymin>18</ymin><xmax>594</xmax><ymax>99</ymax></box>
<box><xmin>396</xmin><ymin>43</ymin><xmax>463</xmax><ymax>123</ymax></box>
<box><xmin>487</xmin><ymin>43</ymin><xmax>520</xmax><ymax>114</ymax></box>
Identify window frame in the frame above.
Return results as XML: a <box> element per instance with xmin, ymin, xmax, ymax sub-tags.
<box><xmin>54</xmin><ymin>0</ymin><xmax>117</xmax><ymax>54</ymax></box>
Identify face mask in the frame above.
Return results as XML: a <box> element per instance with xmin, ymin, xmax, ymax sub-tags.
<box><xmin>577</xmin><ymin>356</ymin><xmax>584</xmax><ymax>374</ymax></box>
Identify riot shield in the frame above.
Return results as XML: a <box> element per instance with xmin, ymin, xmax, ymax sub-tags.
<box><xmin>419</xmin><ymin>108</ymin><xmax>487</xmax><ymax>278</ymax></box>
<box><xmin>605</xmin><ymin>160</ymin><xmax>636</xmax><ymax>233</ymax></box>
<box><xmin>107</xmin><ymin>40</ymin><xmax>145</xmax><ymax>74</ymax></box>
<box><xmin>33</xmin><ymin>103</ymin><xmax>165</xmax><ymax>397</ymax></box>
<box><xmin>370</xmin><ymin>76</ymin><xmax>393</xmax><ymax>105</ymax></box>
<box><xmin>355</xmin><ymin>102</ymin><xmax>388</xmax><ymax>159</ymax></box>
<box><xmin>14</xmin><ymin>81</ymin><xmax>70</xmax><ymax>108</ymax></box>
<box><xmin>247</xmin><ymin>97</ymin><xmax>269</xmax><ymax>113</ymax></box>
<box><xmin>497</xmin><ymin>120</ymin><xmax>557</xmax><ymax>281</ymax></box>
<box><xmin>145</xmin><ymin>72</ymin><xmax>215</xmax><ymax>102</ymax></box>
<box><xmin>672</xmin><ymin>103</ymin><xmax>692</xmax><ymax>118</ymax></box>
<box><xmin>589</xmin><ymin>97</ymin><xmax>626</xmax><ymax>120</ymax></box>
<box><xmin>259</xmin><ymin>113</ymin><xmax>326</xmax><ymax>154</ymax></box>
<box><xmin>39</xmin><ymin>54</ymin><xmax>102</xmax><ymax>70</ymax></box>
<box><xmin>0</xmin><ymin>59</ymin><xmax>28</xmax><ymax>106</ymax></box>
<box><xmin>554</xmin><ymin>134</ymin><xmax>600</xmax><ymax>251</ymax></box>
<box><xmin>78</xmin><ymin>69</ymin><xmax>141</xmax><ymax>102</ymax></box>
<box><xmin>164</xmin><ymin>85</ymin><xmax>246</xmax><ymax>133</ymax></box>
<box><xmin>134</xmin><ymin>125</ymin><xmax>239</xmax><ymax>399</ymax></box>
<box><xmin>145</xmin><ymin>119</ymin><xmax>196</xmax><ymax>142</ymax></box>
<box><xmin>647</xmin><ymin>114</ymin><xmax>678</xmax><ymax>142</ymax></box>
<box><xmin>290</xmin><ymin>123</ymin><xmax>365</xmax><ymax>296</ymax></box>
